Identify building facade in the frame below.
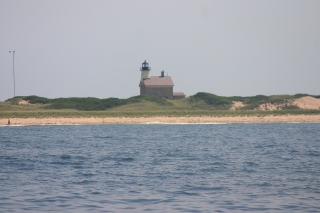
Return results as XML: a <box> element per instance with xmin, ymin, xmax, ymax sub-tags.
<box><xmin>139</xmin><ymin>61</ymin><xmax>185</xmax><ymax>100</ymax></box>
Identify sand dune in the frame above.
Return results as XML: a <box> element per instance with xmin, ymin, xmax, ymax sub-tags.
<box><xmin>230</xmin><ymin>101</ymin><xmax>245</xmax><ymax>110</ymax></box>
<box><xmin>230</xmin><ymin>96</ymin><xmax>320</xmax><ymax>110</ymax></box>
<box><xmin>293</xmin><ymin>96</ymin><xmax>320</xmax><ymax>109</ymax></box>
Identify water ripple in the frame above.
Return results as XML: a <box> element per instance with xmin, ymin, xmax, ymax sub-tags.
<box><xmin>0</xmin><ymin>123</ymin><xmax>319</xmax><ymax>212</ymax></box>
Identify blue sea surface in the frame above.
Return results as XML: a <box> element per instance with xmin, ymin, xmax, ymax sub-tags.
<box><xmin>0</xmin><ymin>123</ymin><xmax>319</xmax><ymax>212</ymax></box>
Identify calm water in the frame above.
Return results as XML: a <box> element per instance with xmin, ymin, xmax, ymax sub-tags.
<box><xmin>0</xmin><ymin>123</ymin><xmax>319</xmax><ymax>212</ymax></box>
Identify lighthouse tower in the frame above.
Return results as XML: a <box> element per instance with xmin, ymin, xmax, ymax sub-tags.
<box><xmin>140</xmin><ymin>60</ymin><xmax>150</xmax><ymax>80</ymax></box>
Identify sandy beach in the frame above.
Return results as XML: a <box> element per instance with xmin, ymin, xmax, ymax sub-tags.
<box><xmin>1</xmin><ymin>115</ymin><xmax>320</xmax><ymax>125</ymax></box>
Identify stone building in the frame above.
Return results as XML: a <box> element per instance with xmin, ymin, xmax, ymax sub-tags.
<box><xmin>139</xmin><ymin>60</ymin><xmax>185</xmax><ymax>100</ymax></box>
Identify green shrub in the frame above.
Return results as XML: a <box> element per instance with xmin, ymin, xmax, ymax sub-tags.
<box><xmin>294</xmin><ymin>93</ymin><xmax>320</xmax><ymax>99</ymax></box>
<box><xmin>190</xmin><ymin>92</ymin><xmax>233</xmax><ymax>109</ymax></box>
<box><xmin>23</xmin><ymin>95</ymin><xmax>51</xmax><ymax>104</ymax></box>
<box><xmin>281</xmin><ymin>105</ymin><xmax>300</xmax><ymax>110</ymax></box>
<box><xmin>19</xmin><ymin>95</ymin><xmax>171</xmax><ymax>111</ymax></box>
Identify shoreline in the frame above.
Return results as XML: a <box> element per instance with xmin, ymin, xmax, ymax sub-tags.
<box><xmin>1</xmin><ymin>115</ymin><xmax>320</xmax><ymax>125</ymax></box>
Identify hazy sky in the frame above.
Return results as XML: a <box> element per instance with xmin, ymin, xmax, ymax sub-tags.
<box><xmin>1</xmin><ymin>0</ymin><xmax>319</xmax><ymax>101</ymax></box>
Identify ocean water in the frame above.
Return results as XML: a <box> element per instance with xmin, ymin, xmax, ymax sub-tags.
<box><xmin>0</xmin><ymin>123</ymin><xmax>319</xmax><ymax>212</ymax></box>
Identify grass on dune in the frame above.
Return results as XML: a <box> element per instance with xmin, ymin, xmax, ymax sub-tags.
<box><xmin>0</xmin><ymin>101</ymin><xmax>45</xmax><ymax>111</ymax></box>
<box><xmin>1</xmin><ymin>93</ymin><xmax>319</xmax><ymax>118</ymax></box>
<box><xmin>189</xmin><ymin>92</ymin><xmax>320</xmax><ymax>110</ymax></box>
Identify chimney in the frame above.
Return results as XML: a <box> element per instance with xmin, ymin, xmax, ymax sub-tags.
<box><xmin>161</xmin><ymin>70</ymin><xmax>164</xmax><ymax>77</ymax></box>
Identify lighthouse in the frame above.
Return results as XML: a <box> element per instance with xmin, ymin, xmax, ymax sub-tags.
<box><xmin>140</xmin><ymin>60</ymin><xmax>150</xmax><ymax>80</ymax></box>
<box><xmin>138</xmin><ymin>60</ymin><xmax>186</xmax><ymax>100</ymax></box>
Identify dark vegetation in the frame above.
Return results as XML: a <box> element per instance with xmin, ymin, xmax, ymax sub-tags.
<box><xmin>7</xmin><ymin>95</ymin><xmax>171</xmax><ymax>111</ymax></box>
<box><xmin>189</xmin><ymin>93</ymin><xmax>233</xmax><ymax>110</ymax></box>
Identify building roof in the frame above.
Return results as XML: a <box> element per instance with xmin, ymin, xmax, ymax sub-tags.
<box><xmin>141</xmin><ymin>76</ymin><xmax>174</xmax><ymax>87</ymax></box>
<box><xmin>173</xmin><ymin>92</ymin><xmax>185</xmax><ymax>96</ymax></box>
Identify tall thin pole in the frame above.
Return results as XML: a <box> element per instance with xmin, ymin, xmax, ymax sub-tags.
<box><xmin>9</xmin><ymin>51</ymin><xmax>15</xmax><ymax>97</ymax></box>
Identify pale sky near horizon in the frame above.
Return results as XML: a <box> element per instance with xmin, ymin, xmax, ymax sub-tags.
<box><xmin>0</xmin><ymin>0</ymin><xmax>319</xmax><ymax>101</ymax></box>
